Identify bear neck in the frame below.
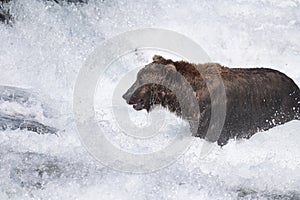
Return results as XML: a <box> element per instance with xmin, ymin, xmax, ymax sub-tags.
<box><xmin>161</xmin><ymin>94</ymin><xmax>182</xmax><ymax>117</ymax></box>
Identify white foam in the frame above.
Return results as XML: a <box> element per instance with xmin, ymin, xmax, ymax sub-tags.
<box><xmin>0</xmin><ymin>0</ymin><xmax>299</xmax><ymax>199</ymax></box>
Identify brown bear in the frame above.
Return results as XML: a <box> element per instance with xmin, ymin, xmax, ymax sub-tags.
<box><xmin>122</xmin><ymin>55</ymin><xmax>300</xmax><ymax>146</ymax></box>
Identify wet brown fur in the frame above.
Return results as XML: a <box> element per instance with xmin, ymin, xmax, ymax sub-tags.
<box><xmin>123</xmin><ymin>55</ymin><xmax>300</xmax><ymax>146</ymax></box>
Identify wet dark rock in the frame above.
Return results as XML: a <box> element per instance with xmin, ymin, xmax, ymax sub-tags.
<box><xmin>0</xmin><ymin>0</ymin><xmax>13</xmax><ymax>24</ymax></box>
<box><xmin>0</xmin><ymin>85</ymin><xmax>58</xmax><ymax>135</ymax></box>
<box><xmin>0</xmin><ymin>0</ymin><xmax>88</xmax><ymax>24</ymax></box>
<box><xmin>237</xmin><ymin>188</ymin><xmax>300</xmax><ymax>200</ymax></box>
<box><xmin>49</xmin><ymin>0</ymin><xmax>88</xmax><ymax>4</ymax></box>
<box><xmin>0</xmin><ymin>113</ymin><xmax>58</xmax><ymax>135</ymax></box>
<box><xmin>7</xmin><ymin>151</ymin><xmax>103</xmax><ymax>191</ymax></box>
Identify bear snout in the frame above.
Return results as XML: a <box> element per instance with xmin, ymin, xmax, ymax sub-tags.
<box><xmin>122</xmin><ymin>90</ymin><xmax>138</xmax><ymax>104</ymax></box>
<box><xmin>123</xmin><ymin>92</ymin><xmax>140</xmax><ymax>104</ymax></box>
<box><xmin>122</xmin><ymin>92</ymin><xmax>131</xmax><ymax>103</ymax></box>
<box><xmin>122</xmin><ymin>93</ymin><xmax>128</xmax><ymax>100</ymax></box>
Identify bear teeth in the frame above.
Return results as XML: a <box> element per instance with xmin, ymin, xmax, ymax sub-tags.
<box><xmin>133</xmin><ymin>99</ymin><xmax>144</xmax><ymax>110</ymax></box>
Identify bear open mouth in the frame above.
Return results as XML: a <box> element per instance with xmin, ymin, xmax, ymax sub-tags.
<box><xmin>128</xmin><ymin>98</ymin><xmax>145</xmax><ymax>111</ymax></box>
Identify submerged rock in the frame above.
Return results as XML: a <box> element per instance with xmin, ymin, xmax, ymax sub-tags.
<box><xmin>0</xmin><ymin>113</ymin><xmax>57</xmax><ymax>134</ymax></box>
<box><xmin>0</xmin><ymin>0</ymin><xmax>13</xmax><ymax>24</ymax></box>
<box><xmin>0</xmin><ymin>0</ymin><xmax>88</xmax><ymax>24</ymax></box>
<box><xmin>0</xmin><ymin>85</ymin><xmax>58</xmax><ymax>135</ymax></box>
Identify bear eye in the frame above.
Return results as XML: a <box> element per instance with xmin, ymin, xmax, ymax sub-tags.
<box><xmin>138</xmin><ymin>75</ymin><xmax>144</xmax><ymax>82</ymax></box>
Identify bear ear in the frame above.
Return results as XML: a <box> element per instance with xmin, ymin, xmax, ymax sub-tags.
<box><xmin>166</xmin><ymin>63</ymin><xmax>177</xmax><ymax>71</ymax></box>
<box><xmin>152</xmin><ymin>55</ymin><xmax>166</xmax><ymax>63</ymax></box>
<box><xmin>152</xmin><ymin>55</ymin><xmax>176</xmax><ymax>71</ymax></box>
